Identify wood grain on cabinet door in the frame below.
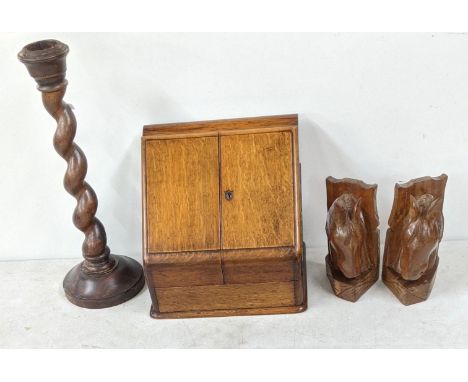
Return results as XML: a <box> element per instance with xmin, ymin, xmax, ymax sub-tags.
<box><xmin>220</xmin><ymin>132</ymin><xmax>295</xmax><ymax>249</ymax></box>
<box><xmin>145</xmin><ymin>137</ymin><xmax>220</xmax><ymax>252</ymax></box>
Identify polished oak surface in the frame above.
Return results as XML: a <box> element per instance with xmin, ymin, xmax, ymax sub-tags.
<box><xmin>145</xmin><ymin>137</ymin><xmax>220</xmax><ymax>252</ymax></box>
<box><xmin>220</xmin><ymin>132</ymin><xmax>294</xmax><ymax>249</ymax></box>
<box><xmin>142</xmin><ymin>114</ymin><xmax>306</xmax><ymax>318</ymax></box>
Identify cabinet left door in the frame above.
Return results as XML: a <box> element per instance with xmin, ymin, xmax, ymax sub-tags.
<box><xmin>144</xmin><ymin>136</ymin><xmax>220</xmax><ymax>253</ymax></box>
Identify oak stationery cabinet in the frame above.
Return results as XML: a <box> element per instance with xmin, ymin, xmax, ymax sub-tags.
<box><xmin>142</xmin><ymin>114</ymin><xmax>307</xmax><ymax>318</ymax></box>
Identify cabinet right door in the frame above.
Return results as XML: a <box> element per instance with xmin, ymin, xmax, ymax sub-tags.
<box><xmin>220</xmin><ymin>131</ymin><xmax>295</xmax><ymax>250</ymax></box>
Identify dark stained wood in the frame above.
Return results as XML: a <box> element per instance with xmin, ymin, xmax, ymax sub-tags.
<box><xmin>220</xmin><ymin>132</ymin><xmax>295</xmax><ymax>249</ymax></box>
<box><xmin>142</xmin><ymin>115</ymin><xmax>306</xmax><ymax>318</ymax></box>
<box><xmin>325</xmin><ymin>177</ymin><xmax>380</xmax><ymax>302</ymax></box>
<box><xmin>383</xmin><ymin>257</ymin><xmax>439</xmax><ymax>305</ymax></box>
<box><xmin>18</xmin><ymin>39</ymin><xmax>144</xmax><ymax>308</ymax></box>
<box><xmin>145</xmin><ymin>137</ymin><xmax>220</xmax><ymax>252</ymax></box>
<box><xmin>383</xmin><ymin>174</ymin><xmax>447</xmax><ymax>305</ymax></box>
<box><xmin>326</xmin><ymin>255</ymin><xmax>379</xmax><ymax>302</ymax></box>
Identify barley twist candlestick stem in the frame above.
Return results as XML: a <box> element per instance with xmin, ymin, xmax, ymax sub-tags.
<box><xmin>18</xmin><ymin>40</ymin><xmax>144</xmax><ymax>308</ymax></box>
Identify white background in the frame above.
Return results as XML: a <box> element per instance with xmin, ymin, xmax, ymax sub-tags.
<box><xmin>1</xmin><ymin>0</ymin><xmax>468</xmax><ymax>374</ymax></box>
<box><xmin>1</xmin><ymin>32</ymin><xmax>467</xmax><ymax>260</ymax></box>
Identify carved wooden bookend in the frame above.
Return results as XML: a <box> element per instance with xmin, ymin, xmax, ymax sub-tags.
<box><xmin>325</xmin><ymin>177</ymin><xmax>380</xmax><ymax>302</ymax></box>
<box><xmin>383</xmin><ymin>174</ymin><xmax>447</xmax><ymax>305</ymax></box>
<box><xmin>142</xmin><ymin>114</ymin><xmax>307</xmax><ymax>318</ymax></box>
<box><xmin>18</xmin><ymin>40</ymin><xmax>144</xmax><ymax>308</ymax></box>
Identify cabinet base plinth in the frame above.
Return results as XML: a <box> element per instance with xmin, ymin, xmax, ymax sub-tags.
<box><xmin>150</xmin><ymin>302</ymin><xmax>306</xmax><ymax>319</ymax></box>
<box><xmin>148</xmin><ymin>245</ymin><xmax>308</xmax><ymax>319</ymax></box>
<box><xmin>63</xmin><ymin>255</ymin><xmax>145</xmax><ymax>309</ymax></box>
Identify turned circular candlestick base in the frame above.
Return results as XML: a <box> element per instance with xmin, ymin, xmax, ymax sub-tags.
<box><xmin>63</xmin><ymin>255</ymin><xmax>145</xmax><ymax>309</ymax></box>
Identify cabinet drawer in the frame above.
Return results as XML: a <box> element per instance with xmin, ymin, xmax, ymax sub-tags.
<box><xmin>156</xmin><ymin>282</ymin><xmax>296</xmax><ymax>313</ymax></box>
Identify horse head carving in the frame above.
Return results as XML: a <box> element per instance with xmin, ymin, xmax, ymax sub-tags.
<box><xmin>326</xmin><ymin>193</ymin><xmax>371</xmax><ymax>279</ymax></box>
<box><xmin>395</xmin><ymin>194</ymin><xmax>444</xmax><ymax>281</ymax></box>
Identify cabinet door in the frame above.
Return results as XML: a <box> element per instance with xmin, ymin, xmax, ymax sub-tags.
<box><xmin>145</xmin><ymin>137</ymin><xmax>220</xmax><ymax>252</ymax></box>
<box><xmin>220</xmin><ymin>132</ymin><xmax>295</xmax><ymax>249</ymax></box>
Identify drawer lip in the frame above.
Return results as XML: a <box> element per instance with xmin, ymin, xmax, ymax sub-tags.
<box><xmin>144</xmin><ymin>245</ymin><xmax>301</xmax><ymax>265</ymax></box>
<box><xmin>144</xmin><ymin>251</ymin><xmax>221</xmax><ymax>265</ymax></box>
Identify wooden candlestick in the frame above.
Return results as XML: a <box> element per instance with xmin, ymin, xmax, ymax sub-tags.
<box><xmin>18</xmin><ymin>39</ymin><xmax>144</xmax><ymax>308</ymax></box>
<box><xmin>325</xmin><ymin>177</ymin><xmax>380</xmax><ymax>302</ymax></box>
<box><xmin>382</xmin><ymin>174</ymin><xmax>447</xmax><ymax>305</ymax></box>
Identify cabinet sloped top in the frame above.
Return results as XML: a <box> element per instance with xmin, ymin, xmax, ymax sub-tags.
<box><xmin>143</xmin><ymin>114</ymin><xmax>297</xmax><ymax>137</ymax></box>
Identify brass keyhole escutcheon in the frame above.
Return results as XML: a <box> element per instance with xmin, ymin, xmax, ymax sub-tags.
<box><xmin>224</xmin><ymin>190</ymin><xmax>234</xmax><ymax>201</ymax></box>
